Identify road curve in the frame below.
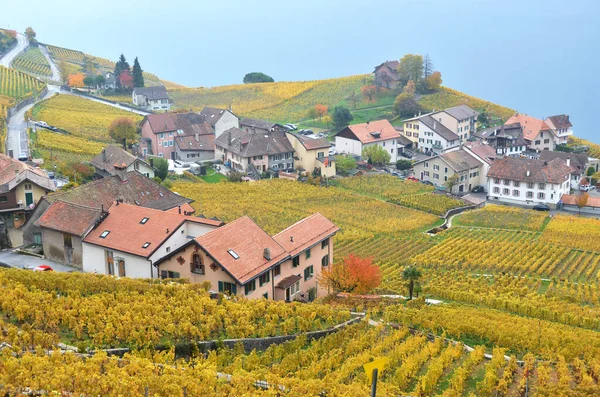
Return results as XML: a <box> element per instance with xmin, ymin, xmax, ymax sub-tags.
<box><xmin>0</xmin><ymin>32</ymin><xmax>28</xmax><ymax>68</ymax></box>
<box><xmin>38</xmin><ymin>44</ymin><xmax>61</xmax><ymax>82</ymax></box>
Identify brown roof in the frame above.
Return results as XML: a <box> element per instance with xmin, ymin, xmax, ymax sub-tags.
<box><xmin>464</xmin><ymin>141</ymin><xmax>497</xmax><ymax>164</ymax></box>
<box><xmin>0</xmin><ymin>153</ymin><xmax>55</xmax><ymax>193</ymax></box>
<box><xmin>539</xmin><ymin>151</ymin><xmax>588</xmax><ymax>176</ymax></box>
<box><xmin>46</xmin><ymin>171</ymin><xmax>191</xmax><ymax>211</ymax></box>
<box><xmin>175</xmin><ymin>134</ymin><xmax>215</xmax><ymax>152</ymax></box>
<box><xmin>199</xmin><ymin>107</ymin><xmax>233</xmax><ymax>127</ymax></box>
<box><xmin>287</xmin><ymin>132</ymin><xmax>331</xmax><ymax>150</ymax></box>
<box><xmin>214</xmin><ymin>128</ymin><xmax>294</xmax><ymax>158</ymax></box>
<box><xmin>195</xmin><ymin>216</ymin><xmax>288</xmax><ymax>284</ymax></box>
<box><xmin>487</xmin><ymin>157</ymin><xmax>573</xmax><ymax>184</ymax></box>
<box><xmin>505</xmin><ymin>114</ymin><xmax>553</xmax><ymax>141</ymax></box>
<box><xmin>143</xmin><ymin>112</ymin><xmax>213</xmax><ymax>135</ymax></box>
<box><xmin>338</xmin><ymin>120</ymin><xmax>401</xmax><ymax>144</ymax></box>
<box><xmin>84</xmin><ymin>202</ymin><xmax>221</xmax><ymax>258</ymax></box>
<box><xmin>440</xmin><ymin>105</ymin><xmax>479</xmax><ymax>121</ymax></box>
<box><xmin>240</xmin><ymin>118</ymin><xmax>280</xmax><ymax>131</ymax></box>
<box><xmin>273</xmin><ymin>213</ymin><xmax>339</xmax><ymax>257</ymax></box>
<box><xmin>545</xmin><ymin>115</ymin><xmax>572</xmax><ymax>131</ymax></box>
<box><xmin>276</xmin><ymin>274</ymin><xmax>302</xmax><ymax>289</ymax></box>
<box><xmin>133</xmin><ymin>86</ymin><xmax>169</xmax><ymax>101</ymax></box>
<box><xmin>35</xmin><ymin>201</ymin><xmax>102</xmax><ymax>237</ymax></box>
<box><xmin>90</xmin><ymin>145</ymin><xmax>148</xmax><ymax>175</ymax></box>
<box><xmin>420</xmin><ymin>115</ymin><xmax>459</xmax><ymax>142</ymax></box>
<box><xmin>373</xmin><ymin>60</ymin><xmax>399</xmax><ymax>76</ymax></box>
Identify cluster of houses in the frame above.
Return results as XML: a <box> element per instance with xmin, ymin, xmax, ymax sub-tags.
<box><xmin>0</xmin><ymin>151</ymin><xmax>338</xmax><ymax>301</ymax></box>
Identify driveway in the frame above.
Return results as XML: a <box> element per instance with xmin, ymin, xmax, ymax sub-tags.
<box><xmin>0</xmin><ymin>250</ymin><xmax>79</xmax><ymax>272</ymax></box>
<box><xmin>0</xmin><ymin>32</ymin><xmax>28</xmax><ymax>67</ymax></box>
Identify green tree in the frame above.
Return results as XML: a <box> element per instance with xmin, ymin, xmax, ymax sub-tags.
<box><xmin>393</xmin><ymin>93</ymin><xmax>421</xmax><ymax>117</ymax></box>
<box><xmin>153</xmin><ymin>157</ymin><xmax>169</xmax><ymax>180</ymax></box>
<box><xmin>95</xmin><ymin>74</ymin><xmax>106</xmax><ymax>87</ymax></box>
<box><xmin>83</xmin><ymin>76</ymin><xmax>96</xmax><ymax>87</ymax></box>
<box><xmin>114</xmin><ymin>54</ymin><xmax>130</xmax><ymax>88</ymax></box>
<box><xmin>402</xmin><ymin>266</ymin><xmax>422</xmax><ymax>300</ymax></box>
<box><xmin>362</xmin><ymin>145</ymin><xmax>391</xmax><ymax>166</ymax></box>
<box><xmin>423</xmin><ymin>54</ymin><xmax>434</xmax><ymax>77</ymax></box>
<box><xmin>24</xmin><ymin>27</ymin><xmax>36</xmax><ymax>41</ymax></box>
<box><xmin>243</xmin><ymin>72</ymin><xmax>274</xmax><ymax>83</ymax></box>
<box><xmin>587</xmin><ymin>166</ymin><xmax>596</xmax><ymax>177</ymax></box>
<box><xmin>445</xmin><ymin>174</ymin><xmax>459</xmax><ymax>192</ymax></box>
<box><xmin>108</xmin><ymin>117</ymin><xmax>137</xmax><ymax>148</ymax></box>
<box><xmin>397</xmin><ymin>54</ymin><xmax>424</xmax><ymax>86</ymax></box>
<box><xmin>396</xmin><ymin>159</ymin><xmax>413</xmax><ymax>170</ymax></box>
<box><xmin>332</xmin><ymin>106</ymin><xmax>354</xmax><ymax>130</ymax></box>
<box><xmin>335</xmin><ymin>154</ymin><xmax>357</xmax><ymax>175</ymax></box>
<box><xmin>132</xmin><ymin>57</ymin><xmax>144</xmax><ymax>88</ymax></box>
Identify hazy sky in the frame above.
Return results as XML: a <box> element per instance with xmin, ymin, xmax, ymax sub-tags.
<box><xmin>2</xmin><ymin>0</ymin><xmax>599</xmax><ymax>140</ymax></box>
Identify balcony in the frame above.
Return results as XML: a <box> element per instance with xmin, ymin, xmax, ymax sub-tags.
<box><xmin>432</xmin><ymin>143</ymin><xmax>443</xmax><ymax>150</ymax></box>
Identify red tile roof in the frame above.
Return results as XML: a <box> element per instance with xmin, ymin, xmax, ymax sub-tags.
<box><xmin>273</xmin><ymin>213</ymin><xmax>340</xmax><ymax>257</ymax></box>
<box><xmin>195</xmin><ymin>216</ymin><xmax>288</xmax><ymax>284</ymax></box>
<box><xmin>464</xmin><ymin>141</ymin><xmax>497</xmax><ymax>164</ymax></box>
<box><xmin>165</xmin><ymin>203</ymin><xmax>196</xmax><ymax>215</ymax></box>
<box><xmin>84</xmin><ymin>202</ymin><xmax>221</xmax><ymax>258</ymax></box>
<box><xmin>505</xmin><ymin>114</ymin><xmax>553</xmax><ymax>141</ymax></box>
<box><xmin>340</xmin><ymin>120</ymin><xmax>401</xmax><ymax>144</ymax></box>
<box><xmin>561</xmin><ymin>194</ymin><xmax>600</xmax><ymax>207</ymax></box>
<box><xmin>35</xmin><ymin>201</ymin><xmax>102</xmax><ymax>237</ymax></box>
<box><xmin>487</xmin><ymin>157</ymin><xmax>573</xmax><ymax>184</ymax></box>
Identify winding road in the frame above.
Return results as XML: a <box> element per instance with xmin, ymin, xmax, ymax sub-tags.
<box><xmin>38</xmin><ymin>44</ymin><xmax>61</xmax><ymax>82</ymax></box>
<box><xmin>0</xmin><ymin>32</ymin><xmax>27</xmax><ymax>68</ymax></box>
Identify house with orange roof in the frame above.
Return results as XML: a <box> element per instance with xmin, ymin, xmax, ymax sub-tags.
<box><xmin>81</xmin><ymin>202</ymin><xmax>222</xmax><ymax>278</ymax></box>
<box><xmin>544</xmin><ymin>114</ymin><xmax>573</xmax><ymax>145</ymax></box>
<box><xmin>335</xmin><ymin>120</ymin><xmax>403</xmax><ymax>163</ymax></box>
<box><xmin>505</xmin><ymin>114</ymin><xmax>556</xmax><ymax>152</ymax></box>
<box><xmin>155</xmin><ymin>213</ymin><xmax>339</xmax><ymax>301</ymax></box>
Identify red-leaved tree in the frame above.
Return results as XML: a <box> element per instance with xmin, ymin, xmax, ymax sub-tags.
<box><xmin>315</xmin><ymin>104</ymin><xmax>328</xmax><ymax>120</ymax></box>
<box><xmin>361</xmin><ymin>84</ymin><xmax>377</xmax><ymax>101</ymax></box>
<box><xmin>119</xmin><ymin>70</ymin><xmax>133</xmax><ymax>89</ymax></box>
<box><xmin>319</xmin><ymin>254</ymin><xmax>382</xmax><ymax>294</ymax></box>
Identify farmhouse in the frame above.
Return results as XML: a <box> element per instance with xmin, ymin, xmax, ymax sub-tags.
<box><xmin>155</xmin><ymin>213</ymin><xmax>339</xmax><ymax>301</ymax></box>
<box><xmin>539</xmin><ymin>150</ymin><xmax>590</xmax><ymax>190</ymax></box>
<box><xmin>504</xmin><ymin>114</ymin><xmax>556</xmax><ymax>152</ymax></box>
<box><xmin>286</xmin><ymin>132</ymin><xmax>336</xmax><ymax>178</ymax></box>
<box><xmin>544</xmin><ymin>114</ymin><xmax>573</xmax><ymax>145</ymax></box>
<box><xmin>475</xmin><ymin>123</ymin><xmax>528</xmax><ymax>157</ymax></box>
<box><xmin>90</xmin><ymin>145</ymin><xmax>154</xmax><ymax>179</ymax></box>
<box><xmin>373</xmin><ymin>60</ymin><xmax>400</xmax><ymax>89</ymax></box>
<box><xmin>132</xmin><ymin>86</ymin><xmax>170</xmax><ymax>111</ymax></box>
<box><xmin>335</xmin><ymin>120</ymin><xmax>403</xmax><ymax>163</ymax></box>
<box><xmin>174</xmin><ymin>133</ymin><xmax>215</xmax><ymax>164</ymax></box>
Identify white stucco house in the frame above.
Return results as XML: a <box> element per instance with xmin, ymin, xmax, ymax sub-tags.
<box><xmin>335</xmin><ymin>119</ymin><xmax>403</xmax><ymax>163</ymax></box>
<box><xmin>133</xmin><ymin>86</ymin><xmax>171</xmax><ymax>111</ymax></box>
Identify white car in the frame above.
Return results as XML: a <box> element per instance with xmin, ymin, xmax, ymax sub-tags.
<box><xmin>328</xmin><ymin>148</ymin><xmax>338</xmax><ymax>155</ymax></box>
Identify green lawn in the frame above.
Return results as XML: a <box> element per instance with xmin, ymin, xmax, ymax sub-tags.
<box><xmin>201</xmin><ymin>167</ymin><xmax>227</xmax><ymax>183</ymax></box>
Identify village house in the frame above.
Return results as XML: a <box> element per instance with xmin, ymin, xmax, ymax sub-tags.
<box><xmin>82</xmin><ymin>202</ymin><xmax>222</xmax><ymax>278</ymax></box>
<box><xmin>174</xmin><ymin>133</ymin><xmax>215</xmax><ymax>164</ymax></box>
<box><xmin>214</xmin><ymin>128</ymin><xmax>295</xmax><ymax>175</ymax></box>
<box><xmin>90</xmin><ymin>145</ymin><xmax>154</xmax><ymax>179</ymax></box>
<box><xmin>139</xmin><ymin>112</ymin><xmax>214</xmax><ymax>160</ymax></box>
<box><xmin>101</xmin><ymin>72</ymin><xmax>117</xmax><ymax>90</ymax></box>
<box><xmin>199</xmin><ymin>107</ymin><xmax>239</xmax><ymax>138</ymax></box>
<box><xmin>463</xmin><ymin>140</ymin><xmax>498</xmax><ymax>187</ymax></box>
<box><xmin>505</xmin><ymin>114</ymin><xmax>556</xmax><ymax>152</ymax></box>
<box><xmin>335</xmin><ymin>120</ymin><xmax>403</xmax><ymax>163</ymax></box>
<box><xmin>155</xmin><ymin>213</ymin><xmax>339</xmax><ymax>301</ymax></box>
<box><xmin>416</xmin><ymin>115</ymin><xmax>460</xmax><ymax>155</ymax></box>
<box><xmin>431</xmin><ymin>105</ymin><xmax>479</xmax><ymax>143</ymax></box>
<box><xmin>544</xmin><ymin>115</ymin><xmax>573</xmax><ymax>145</ymax></box>
<box><xmin>539</xmin><ymin>151</ymin><xmax>590</xmax><ymax>190</ymax></box>
<box><xmin>475</xmin><ymin>123</ymin><xmax>528</xmax><ymax>157</ymax></box>
<box><xmin>286</xmin><ymin>132</ymin><xmax>336</xmax><ymax>178</ymax></box>
<box><xmin>240</xmin><ymin>118</ymin><xmax>285</xmax><ymax>135</ymax></box>
<box><xmin>0</xmin><ymin>154</ymin><xmax>55</xmax><ymax>246</ymax></box>
<box><xmin>373</xmin><ymin>60</ymin><xmax>400</xmax><ymax>89</ymax></box>
<box><xmin>22</xmin><ymin>169</ymin><xmax>193</xmax><ymax>268</ymax></box>
<box><xmin>132</xmin><ymin>86</ymin><xmax>171</xmax><ymax>111</ymax></box>
<box><xmin>487</xmin><ymin>157</ymin><xmax>573</xmax><ymax>208</ymax></box>
<box><xmin>413</xmin><ymin>148</ymin><xmax>487</xmax><ymax>193</ymax></box>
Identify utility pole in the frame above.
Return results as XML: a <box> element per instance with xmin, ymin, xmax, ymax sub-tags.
<box><xmin>371</xmin><ymin>368</ymin><xmax>378</xmax><ymax>397</ymax></box>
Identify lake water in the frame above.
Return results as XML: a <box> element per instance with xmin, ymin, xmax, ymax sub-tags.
<box><xmin>2</xmin><ymin>0</ymin><xmax>599</xmax><ymax>141</ymax></box>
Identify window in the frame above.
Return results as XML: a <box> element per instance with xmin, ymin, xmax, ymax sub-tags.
<box><xmin>513</xmin><ymin>189</ymin><xmax>520</xmax><ymax>197</ymax></box>
<box><xmin>494</xmin><ymin>178</ymin><xmax>500</xmax><ymax>184</ymax></box>
<box><xmin>526</xmin><ymin>191</ymin><xmax>534</xmax><ymax>199</ymax></box>
<box><xmin>263</xmin><ymin>292</ymin><xmax>268</xmax><ymax>299</ymax></box>
<box><xmin>493</xmin><ymin>187</ymin><xmax>500</xmax><ymax>194</ymax></box>
<box><xmin>433</xmin><ymin>173</ymin><xmax>439</xmax><ymax>179</ymax></box>
<box><xmin>425</xmin><ymin>162</ymin><xmax>429</xmax><ymax>168</ymax></box>
<box><xmin>273</xmin><ymin>265</ymin><xmax>281</xmax><ymax>278</ymax></box>
<box><xmin>321</xmin><ymin>239</ymin><xmax>329</xmax><ymax>249</ymax></box>
<box><xmin>304</xmin><ymin>265</ymin><xmax>314</xmax><ymax>281</ymax></box>
<box><xmin>106</xmin><ymin>251</ymin><xmax>114</xmax><ymax>275</ymax></box>
<box><xmin>538</xmin><ymin>183</ymin><xmax>546</xmax><ymax>190</ymax></box>
<box><xmin>140</xmin><ymin>217</ymin><xmax>149</xmax><ymax>224</ymax></box>
<box><xmin>244</xmin><ymin>279</ymin><xmax>256</xmax><ymax>295</ymax></box>
<box><xmin>142</xmin><ymin>242</ymin><xmax>151</xmax><ymax>249</ymax></box>
<box><xmin>161</xmin><ymin>270</ymin><xmax>180</xmax><ymax>279</ymax></box>
<box><xmin>228</xmin><ymin>250</ymin><xmax>240</xmax><ymax>259</ymax></box>
<box><xmin>63</xmin><ymin>233</ymin><xmax>72</xmax><ymax>248</ymax></box>
<box><xmin>24</xmin><ymin>184</ymin><xmax>32</xmax><ymax>190</ymax></box>
<box><xmin>158</xmin><ymin>153</ymin><xmax>164</xmax><ymax>158</ymax></box>
<box><xmin>433</xmin><ymin>164</ymin><xmax>439</xmax><ymax>171</ymax></box>
<box><xmin>321</xmin><ymin>254</ymin><xmax>329</xmax><ymax>267</ymax></box>
<box><xmin>544</xmin><ymin>139</ymin><xmax>550</xmax><ymax>144</ymax></box>
<box><xmin>538</xmin><ymin>192</ymin><xmax>545</xmax><ymax>200</ymax></box>
<box><xmin>292</xmin><ymin>256</ymin><xmax>300</xmax><ymax>267</ymax></box>
<box><xmin>159</xmin><ymin>133</ymin><xmax>165</xmax><ymax>139</ymax></box>
<box><xmin>259</xmin><ymin>272</ymin><xmax>270</xmax><ymax>286</ymax></box>
<box><xmin>0</xmin><ymin>196</ymin><xmax>7</xmax><ymax>203</ymax></box>
<box><xmin>444</xmin><ymin>167</ymin><xmax>448</xmax><ymax>173</ymax></box>
<box><xmin>535</xmin><ymin>140</ymin><xmax>541</xmax><ymax>145</ymax></box>
<box><xmin>503</xmin><ymin>188</ymin><xmax>510</xmax><ymax>195</ymax></box>
<box><xmin>527</xmin><ymin>182</ymin><xmax>534</xmax><ymax>189</ymax></box>
<box><xmin>100</xmin><ymin>230</ymin><xmax>110</xmax><ymax>238</ymax></box>
<box><xmin>503</xmin><ymin>179</ymin><xmax>510</xmax><ymax>185</ymax></box>
<box><xmin>191</xmin><ymin>253</ymin><xmax>205</xmax><ymax>274</ymax></box>
<box><xmin>169</xmin><ymin>140</ymin><xmax>174</xmax><ymax>147</ymax></box>
<box><xmin>166</xmin><ymin>247</ymin><xmax>170</xmax><ymax>253</ymax></box>
<box><xmin>218</xmin><ymin>281</ymin><xmax>237</xmax><ymax>295</ymax></box>
<box><xmin>424</xmin><ymin>171</ymin><xmax>430</xmax><ymax>177</ymax></box>
<box><xmin>286</xmin><ymin>281</ymin><xmax>300</xmax><ymax>301</ymax></box>
<box><xmin>305</xmin><ymin>249</ymin><xmax>311</xmax><ymax>259</ymax></box>
<box><xmin>513</xmin><ymin>181</ymin><xmax>520</xmax><ymax>187</ymax></box>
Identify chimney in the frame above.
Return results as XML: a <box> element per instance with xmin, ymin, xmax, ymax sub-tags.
<box><xmin>263</xmin><ymin>248</ymin><xmax>271</xmax><ymax>260</ymax></box>
<box><xmin>228</xmin><ymin>129</ymin><xmax>232</xmax><ymax>145</ymax></box>
<box><xmin>566</xmin><ymin>158</ymin><xmax>571</xmax><ymax>167</ymax></box>
<box><xmin>102</xmin><ymin>148</ymin><xmax>107</xmax><ymax>162</ymax></box>
<box><xmin>178</xmin><ymin>205</ymin><xmax>182</xmax><ymax>214</ymax></box>
<box><xmin>290</xmin><ymin>236</ymin><xmax>294</xmax><ymax>243</ymax></box>
<box><xmin>526</xmin><ymin>170</ymin><xmax>530</xmax><ymax>177</ymax></box>
<box><xmin>195</xmin><ymin>132</ymin><xmax>199</xmax><ymax>142</ymax></box>
<box><xmin>433</xmin><ymin>120</ymin><xmax>437</xmax><ymax>130</ymax></box>
<box><xmin>114</xmin><ymin>162</ymin><xmax>129</xmax><ymax>182</ymax></box>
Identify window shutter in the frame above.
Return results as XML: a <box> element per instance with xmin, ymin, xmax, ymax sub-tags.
<box><xmin>231</xmin><ymin>284</ymin><xmax>237</xmax><ymax>295</ymax></box>
<box><xmin>304</xmin><ymin>267</ymin><xmax>308</xmax><ymax>281</ymax></box>
<box><xmin>218</xmin><ymin>281</ymin><xmax>223</xmax><ymax>292</ymax></box>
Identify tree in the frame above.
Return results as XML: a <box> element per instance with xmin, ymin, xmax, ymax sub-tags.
<box><xmin>396</xmin><ymin>159</ymin><xmax>413</xmax><ymax>170</ymax></box>
<box><xmin>114</xmin><ymin>54</ymin><xmax>130</xmax><ymax>87</ymax></box>
<box><xmin>83</xmin><ymin>76</ymin><xmax>96</xmax><ymax>87</ymax></box>
<box><xmin>119</xmin><ymin>70</ymin><xmax>133</xmax><ymax>89</ymax></box>
<box><xmin>24</xmin><ymin>27</ymin><xmax>36</xmax><ymax>41</ymax></box>
<box><xmin>403</xmin><ymin>80</ymin><xmax>416</xmax><ymax>96</ymax></box>
<box><xmin>335</xmin><ymin>154</ymin><xmax>357</xmax><ymax>175</ymax></box>
<box><xmin>82</xmin><ymin>55</ymin><xmax>97</xmax><ymax>75</ymax></box>
<box><xmin>243</xmin><ymin>72</ymin><xmax>274</xmax><ymax>84</ymax></box>
<box><xmin>361</xmin><ymin>85</ymin><xmax>377</xmax><ymax>101</ymax></box>
<box><xmin>108</xmin><ymin>117</ymin><xmax>137</xmax><ymax>148</ymax></box>
<box><xmin>348</xmin><ymin>91</ymin><xmax>358</xmax><ymax>109</ymax></box>
<box><xmin>58</xmin><ymin>60</ymin><xmax>70</xmax><ymax>85</ymax></box>
<box><xmin>315</xmin><ymin>104</ymin><xmax>328</xmax><ymax>121</ymax></box>
<box><xmin>153</xmin><ymin>157</ymin><xmax>169</xmax><ymax>180</ymax></box>
<box><xmin>587</xmin><ymin>167</ymin><xmax>596</xmax><ymax>177</ymax></box>
<box><xmin>397</xmin><ymin>54</ymin><xmax>424</xmax><ymax>86</ymax></box>
<box><xmin>424</xmin><ymin>71</ymin><xmax>443</xmax><ymax>92</ymax></box>
<box><xmin>95</xmin><ymin>74</ymin><xmax>106</xmax><ymax>87</ymax></box>
<box><xmin>423</xmin><ymin>54</ymin><xmax>434</xmax><ymax>78</ymax></box>
<box><xmin>319</xmin><ymin>254</ymin><xmax>382</xmax><ymax>294</ymax></box>
<box><xmin>331</xmin><ymin>106</ymin><xmax>353</xmax><ymax>131</ymax></box>
<box><xmin>68</xmin><ymin>73</ymin><xmax>85</xmax><ymax>88</ymax></box>
<box><xmin>445</xmin><ymin>174</ymin><xmax>459</xmax><ymax>192</ymax></box>
<box><xmin>402</xmin><ymin>266</ymin><xmax>422</xmax><ymax>300</ymax></box>
<box><xmin>132</xmin><ymin>57</ymin><xmax>144</xmax><ymax>88</ymax></box>
<box><xmin>575</xmin><ymin>192</ymin><xmax>589</xmax><ymax>214</ymax></box>
<box><xmin>362</xmin><ymin>145</ymin><xmax>391</xmax><ymax>166</ymax></box>
<box><xmin>393</xmin><ymin>93</ymin><xmax>421</xmax><ymax>117</ymax></box>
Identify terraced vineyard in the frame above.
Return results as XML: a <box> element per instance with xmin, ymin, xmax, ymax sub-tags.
<box><xmin>0</xmin><ymin>65</ymin><xmax>45</xmax><ymax>100</ymax></box>
<box><xmin>12</xmin><ymin>46</ymin><xmax>52</xmax><ymax>77</ymax></box>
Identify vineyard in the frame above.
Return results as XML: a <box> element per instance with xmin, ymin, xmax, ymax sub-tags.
<box><xmin>12</xmin><ymin>46</ymin><xmax>52</xmax><ymax>77</ymax></box>
<box><xmin>0</xmin><ymin>65</ymin><xmax>45</xmax><ymax>100</ymax></box>
<box><xmin>453</xmin><ymin>204</ymin><xmax>549</xmax><ymax>231</ymax></box>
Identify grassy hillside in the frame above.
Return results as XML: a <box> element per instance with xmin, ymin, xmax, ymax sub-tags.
<box><xmin>12</xmin><ymin>46</ymin><xmax>52</xmax><ymax>78</ymax></box>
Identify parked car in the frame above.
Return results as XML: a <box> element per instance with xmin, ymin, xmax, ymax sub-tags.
<box><xmin>47</xmin><ymin>126</ymin><xmax>59</xmax><ymax>132</ymax></box>
<box><xmin>580</xmin><ymin>184</ymin><xmax>593</xmax><ymax>192</ymax></box>
<box><xmin>328</xmin><ymin>148</ymin><xmax>338</xmax><ymax>156</ymax></box>
<box><xmin>18</xmin><ymin>152</ymin><xmax>28</xmax><ymax>161</ymax></box>
<box><xmin>471</xmin><ymin>185</ymin><xmax>485</xmax><ymax>193</ymax></box>
<box><xmin>34</xmin><ymin>121</ymin><xmax>49</xmax><ymax>128</ymax></box>
<box><xmin>533</xmin><ymin>203</ymin><xmax>551</xmax><ymax>211</ymax></box>
<box><xmin>282</xmin><ymin>125</ymin><xmax>294</xmax><ymax>131</ymax></box>
<box><xmin>33</xmin><ymin>265</ymin><xmax>53</xmax><ymax>272</ymax></box>
<box><xmin>285</xmin><ymin>123</ymin><xmax>297</xmax><ymax>130</ymax></box>
<box><xmin>422</xmin><ymin>180</ymin><xmax>434</xmax><ymax>186</ymax></box>
<box><xmin>407</xmin><ymin>176</ymin><xmax>419</xmax><ymax>182</ymax></box>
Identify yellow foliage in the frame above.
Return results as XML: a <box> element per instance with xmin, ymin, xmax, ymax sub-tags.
<box><xmin>36</xmin><ymin>130</ymin><xmax>105</xmax><ymax>155</ymax></box>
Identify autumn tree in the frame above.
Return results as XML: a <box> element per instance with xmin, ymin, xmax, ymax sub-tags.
<box><xmin>109</xmin><ymin>117</ymin><xmax>137</xmax><ymax>148</ymax></box>
<box><xmin>361</xmin><ymin>84</ymin><xmax>377</xmax><ymax>102</ymax></box>
<box><xmin>402</xmin><ymin>266</ymin><xmax>422</xmax><ymax>300</ymax></box>
<box><xmin>58</xmin><ymin>60</ymin><xmax>70</xmax><ymax>84</ymax></box>
<box><xmin>397</xmin><ymin>54</ymin><xmax>424</xmax><ymax>86</ymax></box>
<box><xmin>403</xmin><ymin>80</ymin><xmax>416</xmax><ymax>96</ymax></box>
<box><xmin>25</xmin><ymin>27</ymin><xmax>36</xmax><ymax>41</ymax></box>
<box><xmin>445</xmin><ymin>174</ymin><xmax>459</xmax><ymax>192</ymax></box>
<box><xmin>393</xmin><ymin>93</ymin><xmax>421</xmax><ymax>117</ymax></box>
<box><xmin>114</xmin><ymin>54</ymin><xmax>130</xmax><ymax>88</ymax></box>
<box><xmin>576</xmin><ymin>192</ymin><xmax>589</xmax><ymax>214</ymax></box>
<box><xmin>424</xmin><ymin>71</ymin><xmax>443</xmax><ymax>92</ymax></box>
<box><xmin>335</xmin><ymin>154</ymin><xmax>357</xmax><ymax>176</ymax></box>
<box><xmin>119</xmin><ymin>70</ymin><xmax>134</xmax><ymax>89</ymax></box>
<box><xmin>132</xmin><ymin>57</ymin><xmax>144</xmax><ymax>88</ymax></box>
<box><xmin>315</xmin><ymin>104</ymin><xmax>328</xmax><ymax>121</ymax></box>
<box><xmin>319</xmin><ymin>254</ymin><xmax>382</xmax><ymax>294</ymax></box>
<box><xmin>362</xmin><ymin>145</ymin><xmax>391</xmax><ymax>166</ymax></box>
<box><xmin>68</xmin><ymin>73</ymin><xmax>85</xmax><ymax>88</ymax></box>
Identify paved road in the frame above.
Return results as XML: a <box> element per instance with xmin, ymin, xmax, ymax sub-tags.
<box><xmin>0</xmin><ymin>250</ymin><xmax>78</xmax><ymax>272</ymax></box>
<box><xmin>38</xmin><ymin>44</ymin><xmax>61</xmax><ymax>82</ymax></box>
<box><xmin>0</xmin><ymin>32</ymin><xmax>28</xmax><ymax>67</ymax></box>
<box><xmin>62</xmin><ymin>90</ymin><xmax>151</xmax><ymax>116</ymax></box>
